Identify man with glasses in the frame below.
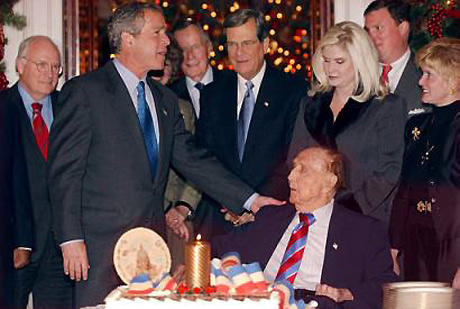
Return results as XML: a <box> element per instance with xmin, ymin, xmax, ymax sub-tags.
<box><xmin>0</xmin><ymin>35</ymin><xmax>73</xmax><ymax>309</ymax></box>
<box><xmin>194</xmin><ymin>9</ymin><xmax>309</xmax><ymax>239</ymax></box>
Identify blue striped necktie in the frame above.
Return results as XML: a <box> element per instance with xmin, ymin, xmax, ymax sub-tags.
<box><xmin>275</xmin><ymin>213</ymin><xmax>316</xmax><ymax>284</ymax></box>
<box><xmin>237</xmin><ymin>81</ymin><xmax>255</xmax><ymax>161</ymax></box>
<box><xmin>137</xmin><ymin>81</ymin><xmax>158</xmax><ymax>179</ymax></box>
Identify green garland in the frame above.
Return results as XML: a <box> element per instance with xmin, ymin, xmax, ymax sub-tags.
<box><xmin>0</xmin><ymin>0</ymin><xmax>26</xmax><ymax>90</ymax></box>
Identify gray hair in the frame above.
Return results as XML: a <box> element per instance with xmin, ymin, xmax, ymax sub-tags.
<box><xmin>108</xmin><ymin>2</ymin><xmax>161</xmax><ymax>54</ymax></box>
<box><xmin>172</xmin><ymin>19</ymin><xmax>212</xmax><ymax>47</ymax></box>
<box><xmin>223</xmin><ymin>9</ymin><xmax>268</xmax><ymax>42</ymax></box>
<box><xmin>15</xmin><ymin>35</ymin><xmax>60</xmax><ymax>72</ymax></box>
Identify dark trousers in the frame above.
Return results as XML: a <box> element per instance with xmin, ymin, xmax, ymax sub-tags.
<box><xmin>13</xmin><ymin>233</ymin><xmax>73</xmax><ymax>309</ymax></box>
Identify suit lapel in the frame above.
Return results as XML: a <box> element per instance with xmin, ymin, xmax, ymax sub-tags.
<box><xmin>103</xmin><ymin>62</ymin><xmax>154</xmax><ymax>181</ymax></box>
<box><xmin>9</xmin><ymin>84</ymin><xmax>46</xmax><ymax>164</ymax></box>
<box><xmin>321</xmin><ymin>204</ymin><xmax>350</xmax><ymax>283</ymax></box>
<box><xmin>147</xmin><ymin>78</ymin><xmax>171</xmax><ymax>184</ymax></box>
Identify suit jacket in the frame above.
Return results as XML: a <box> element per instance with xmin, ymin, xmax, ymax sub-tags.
<box><xmin>212</xmin><ymin>203</ymin><xmax>397</xmax><ymax>309</ymax></box>
<box><xmin>48</xmin><ymin>61</ymin><xmax>254</xmax><ymax>305</ymax></box>
<box><xmin>196</xmin><ymin>64</ymin><xmax>309</xmax><ymax>199</ymax></box>
<box><xmin>394</xmin><ymin>52</ymin><xmax>430</xmax><ymax>116</ymax></box>
<box><xmin>1</xmin><ymin>84</ymin><xmax>57</xmax><ymax>262</ymax></box>
<box><xmin>169</xmin><ymin>67</ymin><xmax>230</xmax><ymax>117</ymax></box>
<box><xmin>390</xmin><ymin>101</ymin><xmax>460</xmax><ymax>281</ymax></box>
<box><xmin>288</xmin><ymin>93</ymin><xmax>406</xmax><ymax>223</ymax></box>
<box><xmin>0</xmin><ymin>95</ymin><xmax>33</xmax><ymax>307</ymax></box>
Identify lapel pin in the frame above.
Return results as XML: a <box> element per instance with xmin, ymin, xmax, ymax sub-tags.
<box><xmin>333</xmin><ymin>243</ymin><xmax>338</xmax><ymax>250</ymax></box>
<box><xmin>264</xmin><ymin>102</ymin><xmax>269</xmax><ymax>107</ymax></box>
<box><xmin>162</xmin><ymin>108</ymin><xmax>168</xmax><ymax>116</ymax></box>
<box><xmin>412</xmin><ymin>127</ymin><xmax>421</xmax><ymax>141</ymax></box>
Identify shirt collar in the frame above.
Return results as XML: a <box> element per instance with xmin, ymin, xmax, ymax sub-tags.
<box><xmin>113</xmin><ymin>58</ymin><xmax>147</xmax><ymax>93</ymax></box>
<box><xmin>17</xmin><ymin>82</ymin><xmax>51</xmax><ymax>108</ymax></box>
<box><xmin>237</xmin><ymin>60</ymin><xmax>266</xmax><ymax>92</ymax></box>
<box><xmin>296</xmin><ymin>198</ymin><xmax>334</xmax><ymax>225</ymax></box>
<box><xmin>381</xmin><ymin>48</ymin><xmax>410</xmax><ymax>70</ymax></box>
<box><xmin>186</xmin><ymin>65</ymin><xmax>213</xmax><ymax>90</ymax></box>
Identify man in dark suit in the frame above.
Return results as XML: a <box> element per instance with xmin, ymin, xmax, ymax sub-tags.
<box><xmin>213</xmin><ymin>147</ymin><xmax>397</xmax><ymax>308</ymax></box>
<box><xmin>170</xmin><ymin>20</ymin><xmax>228</xmax><ymax>119</ymax></box>
<box><xmin>48</xmin><ymin>3</ymin><xmax>280</xmax><ymax>307</ymax></box>
<box><xmin>194</xmin><ymin>9</ymin><xmax>309</xmax><ymax>238</ymax></box>
<box><xmin>0</xmin><ymin>36</ymin><xmax>73</xmax><ymax>309</ymax></box>
<box><xmin>0</xmin><ymin>91</ymin><xmax>34</xmax><ymax>309</ymax></box>
<box><xmin>364</xmin><ymin>0</ymin><xmax>429</xmax><ymax>117</ymax></box>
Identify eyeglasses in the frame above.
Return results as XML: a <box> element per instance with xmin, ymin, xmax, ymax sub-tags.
<box><xmin>226</xmin><ymin>39</ymin><xmax>259</xmax><ymax>51</ymax></box>
<box><xmin>23</xmin><ymin>57</ymin><xmax>63</xmax><ymax>75</ymax></box>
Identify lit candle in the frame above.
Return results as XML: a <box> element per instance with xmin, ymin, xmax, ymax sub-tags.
<box><xmin>185</xmin><ymin>234</ymin><xmax>210</xmax><ymax>289</ymax></box>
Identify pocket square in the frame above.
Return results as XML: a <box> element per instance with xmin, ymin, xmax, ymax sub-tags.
<box><xmin>408</xmin><ymin>108</ymin><xmax>425</xmax><ymax>115</ymax></box>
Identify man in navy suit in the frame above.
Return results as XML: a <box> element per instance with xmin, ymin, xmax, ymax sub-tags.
<box><xmin>213</xmin><ymin>147</ymin><xmax>397</xmax><ymax>308</ymax></box>
<box><xmin>0</xmin><ymin>35</ymin><xmax>73</xmax><ymax>309</ymax></box>
<box><xmin>170</xmin><ymin>20</ymin><xmax>229</xmax><ymax>119</ymax></box>
<box><xmin>195</xmin><ymin>9</ymin><xmax>309</xmax><ymax>239</ymax></box>
<box><xmin>0</xmin><ymin>93</ymin><xmax>33</xmax><ymax>308</ymax></box>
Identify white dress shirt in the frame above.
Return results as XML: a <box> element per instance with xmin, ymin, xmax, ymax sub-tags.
<box><xmin>185</xmin><ymin>65</ymin><xmax>213</xmax><ymax>118</ymax></box>
<box><xmin>236</xmin><ymin>61</ymin><xmax>266</xmax><ymax>119</ymax></box>
<box><xmin>264</xmin><ymin>200</ymin><xmax>334</xmax><ymax>290</ymax></box>
<box><xmin>380</xmin><ymin>48</ymin><xmax>411</xmax><ymax>92</ymax></box>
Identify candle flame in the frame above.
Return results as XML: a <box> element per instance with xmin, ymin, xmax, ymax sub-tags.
<box><xmin>196</xmin><ymin>234</ymin><xmax>202</xmax><ymax>241</ymax></box>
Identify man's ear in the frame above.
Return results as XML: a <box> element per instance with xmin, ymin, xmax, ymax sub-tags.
<box><xmin>263</xmin><ymin>37</ymin><xmax>269</xmax><ymax>54</ymax></box>
<box><xmin>121</xmin><ymin>32</ymin><xmax>134</xmax><ymax>49</ymax></box>
<box><xmin>398</xmin><ymin>21</ymin><xmax>410</xmax><ymax>40</ymax></box>
<box><xmin>17</xmin><ymin>58</ymin><xmax>25</xmax><ymax>75</ymax></box>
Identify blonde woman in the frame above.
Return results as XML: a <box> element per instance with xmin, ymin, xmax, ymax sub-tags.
<box><xmin>390</xmin><ymin>38</ymin><xmax>460</xmax><ymax>287</ymax></box>
<box><xmin>288</xmin><ymin>21</ymin><xmax>407</xmax><ymax>223</ymax></box>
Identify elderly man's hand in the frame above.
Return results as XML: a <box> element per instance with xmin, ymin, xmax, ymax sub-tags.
<box><xmin>61</xmin><ymin>242</ymin><xmax>90</xmax><ymax>281</ymax></box>
<box><xmin>222</xmin><ymin>208</ymin><xmax>255</xmax><ymax>226</ymax></box>
<box><xmin>391</xmin><ymin>248</ymin><xmax>401</xmax><ymax>276</ymax></box>
<box><xmin>166</xmin><ymin>208</ymin><xmax>186</xmax><ymax>231</ymax></box>
<box><xmin>453</xmin><ymin>268</ymin><xmax>460</xmax><ymax>288</ymax></box>
<box><xmin>13</xmin><ymin>248</ymin><xmax>30</xmax><ymax>269</ymax></box>
<box><xmin>315</xmin><ymin>283</ymin><xmax>354</xmax><ymax>303</ymax></box>
<box><xmin>250</xmin><ymin>196</ymin><xmax>285</xmax><ymax>214</ymax></box>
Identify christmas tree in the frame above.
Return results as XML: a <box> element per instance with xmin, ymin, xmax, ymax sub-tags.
<box><xmin>0</xmin><ymin>0</ymin><xmax>26</xmax><ymax>90</ymax></box>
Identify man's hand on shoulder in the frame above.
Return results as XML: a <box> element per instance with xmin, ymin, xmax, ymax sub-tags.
<box><xmin>13</xmin><ymin>248</ymin><xmax>30</xmax><ymax>269</ymax></box>
<box><xmin>61</xmin><ymin>242</ymin><xmax>90</xmax><ymax>281</ymax></box>
<box><xmin>315</xmin><ymin>283</ymin><xmax>354</xmax><ymax>303</ymax></box>
<box><xmin>250</xmin><ymin>195</ymin><xmax>285</xmax><ymax>214</ymax></box>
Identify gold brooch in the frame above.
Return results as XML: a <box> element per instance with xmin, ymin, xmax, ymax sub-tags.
<box><xmin>412</xmin><ymin>127</ymin><xmax>421</xmax><ymax>140</ymax></box>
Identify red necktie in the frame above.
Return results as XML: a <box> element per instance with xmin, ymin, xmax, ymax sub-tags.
<box><xmin>381</xmin><ymin>64</ymin><xmax>392</xmax><ymax>85</ymax></box>
<box><xmin>31</xmin><ymin>103</ymin><xmax>49</xmax><ymax>160</ymax></box>
<box><xmin>275</xmin><ymin>213</ymin><xmax>315</xmax><ymax>284</ymax></box>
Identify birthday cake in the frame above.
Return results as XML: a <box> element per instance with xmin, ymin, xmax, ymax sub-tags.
<box><xmin>103</xmin><ymin>228</ymin><xmax>315</xmax><ymax>309</ymax></box>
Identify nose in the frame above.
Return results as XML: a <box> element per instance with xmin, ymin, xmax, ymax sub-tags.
<box><xmin>163</xmin><ymin>33</ymin><xmax>170</xmax><ymax>46</ymax></box>
<box><xmin>419</xmin><ymin>74</ymin><xmax>426</xmax><ymax>86</ymax></box>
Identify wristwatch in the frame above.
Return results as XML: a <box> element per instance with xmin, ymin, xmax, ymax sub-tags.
<box><xmin>174</xmin><ymin>201</ymin><xmax>194</xmax><ymax>221</ymax></box>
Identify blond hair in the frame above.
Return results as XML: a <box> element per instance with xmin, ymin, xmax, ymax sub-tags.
<box><xmin>416</xmin><ymin>37</ymin><xmax>460</xmax><ymax>84</ymax></box>
<box><xmin>309</xmin><ymin>21</ymin><xmax>387</xmax><ymax>102</ymax></box>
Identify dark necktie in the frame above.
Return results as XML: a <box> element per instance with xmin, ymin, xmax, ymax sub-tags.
<box><xmin>194</xmin><ymin>82</ymin><xmax>204</xmax><ymax>92</ymax></box>
<box><xmin>31</xmin><ymin>102</ymin><xmax>49</xmax><ymax>160</ymax></box>
<box><xmin>237</xmin><ymin>81</ymin><xmax>255</xmax><ymax>161</ymax></box>
<box><xmin>381</xmin><ymin>64</ymin><xmax>392</xmax><ymax>85</ymax></box>
<box><xmin>137</xmin><ymin>81</ymin><xmax>158</xmax><ymax>179</ymax></box>
<box><xmin>275</xmin><ymin>213</ymin><xmax>316</xmax><ymax>284</ymax></box>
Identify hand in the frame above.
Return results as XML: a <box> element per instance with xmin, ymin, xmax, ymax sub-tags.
<box><xmin>315</xmin><ymin>283</ymin><xmax>354</xmax><ymax>303</ymax></box>
<box><xmin>61</xmin><ymin>242</ymin><xmax>90</xmax><ymax>281</ymax></box>
<box><xmin>250</xmin><ymin>196</ymin><xmax>285</xmax><ymax>214</ymax></box>
<box><xmin>166</xmin><ymin>208</ymin><xmax>185</xmax><ymax>231</ymax></box>
<box><xmin>232</xmin><ymin>212</ymin><xmax>255</xmax><ymax>226</ymax></box>
<box><xmin>13</xmin><ymin>248</ymin><xmax>30</xmax><ymax>269</ymax></box>
<box><xmin>452</xmin><ymin>268</ymin><xmax>460</xmax><ymax>289</ymax></box>
<box><xmin>391</xmin><ymin>248</ymin><xmax>400</xmax><ymax>276</ymax></box>
<box><xmin>172</xmin><ymin>264</ymin><xmax>186</xmax><ymax>283</ymax></box>
<box><xmin>171</xmin><ymin>221</ymin><xmax>190</xmax><ymax>241</ymax></box>
<box><xmin>222</xmin><ymin>208</ymin><xmax>238</xmax><ymax>224</ymax></box>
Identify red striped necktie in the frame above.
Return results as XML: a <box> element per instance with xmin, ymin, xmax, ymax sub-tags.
<box><xmin>31</xmin><ymin>102</ymin><xmax>49</xmax><ymax>160</ymax></box>
<box><xmin>275</xmin><ymin>212</ymin><xmax>316</xmax><ymax>284</ymax></box>
<box><xmin>381</xmin><ymin>64</ymin><xmax>392</xmax><ymax>85</ymax></box>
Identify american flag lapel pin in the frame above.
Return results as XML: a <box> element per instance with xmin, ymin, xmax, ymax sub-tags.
<box><xmin>162</xmin><ymin>108</ymin><xmax>168</xmax><ymax>116</ymax></box>
<box><xmin>264</xmin><ymin>101</ymin><xmax>269</xmax><ymax>107</ymax></box>
<box><xmin>333</xmin><ymin>242</ymin><xmax>338</xmax><ymax>250</ymax></box>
